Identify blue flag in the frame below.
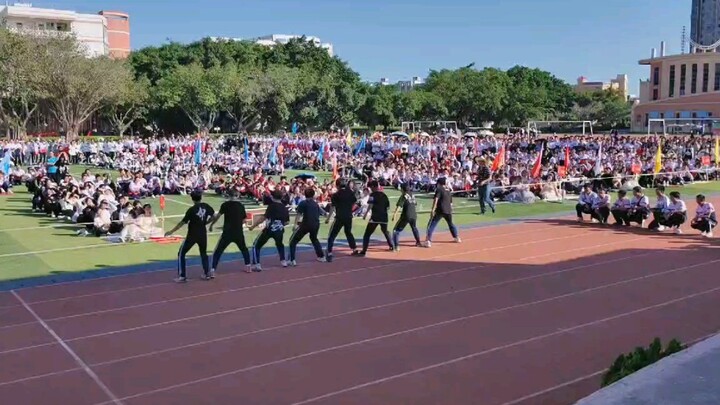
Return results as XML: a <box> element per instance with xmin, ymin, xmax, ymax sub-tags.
<box><xmin>354</xmin><ymin>136</ymin><xmax>366</xmax><ymax>156</ymax></box>
<box><xmin>317</xmin><ymin>141</ymin><xmax>325</xmax><ymax>164</ymax></box>
<box><xmin>244</xmin><ymin>137</ymin><xmax>249</xmax><ymax>162</ymax></box>
<box><xmin>194</xmin><ymin>139</ymin><xmax>202</xmax><ymax>165</ymax></box>
<box><xmin>291</xmin><ymin>122</ymin><xmax>299</xmax><ymax>135</ymax></box>
<box><xmin>269</xmin><ymin>141</ymin><xmax>278</xmax><ymax>165</ymax></box>
<box><xmin>0</xmin><ymin>150</ymin><xmax>11</xmax><ymax>175</ymax></box>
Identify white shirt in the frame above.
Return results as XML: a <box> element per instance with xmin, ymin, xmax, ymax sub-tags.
<box><xmin>696</xmin><ymin>202</ymin><xmax>715</xmax><ymax>219</ymax></box>
<box><xmin>665</xmin><ymin>199</ymin><xmax>687</xmax><ymax>214</ymax></box>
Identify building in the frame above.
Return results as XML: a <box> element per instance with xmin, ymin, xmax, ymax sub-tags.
<box><xmin>574</xmin><ymin>74</ymin><xmax>628</xmax><ymax>99</ymax></box>
<box><xmin>0</xmin><ymin>3</ymin><xmax>130</xmax><ymax>58</ymax></box>
<box><xmin>397</xmin><ymin>76</ymin><xmax>425</xmax><ymax>92</ymax></box>
<box><xmin>631</xmin><ymin>41</ymin><xmax>720</xmax><ymax>132</ymax></box>
<box><xmin>691</xmin><ymin>0</ymin><xmax>720</xmax><ymax>50</ymax></box>
<box><xmin>210</xmin><ymin>34</ymin><xmax>334</xmax><ymax>56</ymax></box>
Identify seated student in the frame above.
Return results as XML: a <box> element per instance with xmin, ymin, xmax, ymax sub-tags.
<box><xmin>611</xmin><ymin>189</ymin><xmax>632</xmax><ymax>226</ymax></box>
<box><xmin>575</xmin><ymin>184</ymin><xmax>597</xmax><ymax>222</ymax></box>
<box><xmin>590</xmin><ymin>188</ymin><xmax>611</xmax><ymax>224</ymax></box>
<box><xmin>663</xmin><ymin>191</ymin><xmax>688</xmax><ymax>234</ymax></box>
<box><xmin>690</xmin><ymin>194</ymin><xmax>717</xmax><ymax>238</ymax></box>
<box><xmin>650</xmin><ymin>186</ymin><xmax>670</xmax><ymax>230</ymax></box>
<box><xmin>627</xmin><ymin>186</ymin><xmax>651</xmax><ymax>227</ymax></box>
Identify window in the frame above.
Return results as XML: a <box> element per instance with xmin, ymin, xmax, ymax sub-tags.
<box><xmin>703</xmin><ymin>63</ymin><xmax>709</xmax><ymax>92</ymax></box>
<box><xmin>669</xmin><ymin>65</ymin><xmax>676</xmax><ymax>97</ymax></box>
<box><xmin>714</xmin><ymin>63</ymin><xmax>720</xmax><ymax>91</ymax></box>
<box><xmin>653</xmin><ymin>88</ymin><xmax>659</xmax><ymax>100</ymax></box>
<box><xmin>680</xmin><ymin>64</ymin><xmax>687</xmax><ymax>95</ymax></box>
<box><xmin>653</xmin><ymin>67</ymin><xmax>660</xmax><ymax>85</ymax></box>
<box><xmin>691</xmin><ymin>64</ymin><xmax>698</xmax><ymax>94</ymax></box>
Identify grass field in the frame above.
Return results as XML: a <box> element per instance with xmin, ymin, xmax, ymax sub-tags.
<box><xmin>1</xmin><ymin>166</ymin><xmax>719</xmax><ymax>283</ymax></box>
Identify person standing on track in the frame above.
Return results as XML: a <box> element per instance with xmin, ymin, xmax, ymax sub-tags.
<box><xmin>476</xmin><ymin>157</ymin><xmax>495</xmax><ymax>214</ymax></box>
<box><xmin>288</xmin><ymin>188</ymin><xmax>327</xmax><ymax>266</ymax></box>
<box><xmin>326</xmin><ymin>179</ymin><xmax>360</xmax><ymax>262</ymax></box>
<box><xmin>424</xmin><ymin>177</ymin><xmax>460</xmax><ymax>248</ymax></box>
<box><xmin>208</xmin><ymin>190</ymin><xmax>252</xmax><ymax>275</ymax></box>
<box><xmin>357</xmin><ymin>180</ymin><xmax>394</xmax><ymax>257</ymax></box>
<box><xmin>165</xmin><ymin>191</ymin><xmax>215</xmax><ymax>283</ymax></box>
<box><xmin>391</xmin><ymin>183</ymin><xmax>421</xmax><ymax>251</ymax></box>
<box><xmin>249</xmin><ymin>189</ymin><xmax>290</xmax><ymax>271</ymax></box>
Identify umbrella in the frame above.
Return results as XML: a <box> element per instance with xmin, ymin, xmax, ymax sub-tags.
<box><xmin>390</xmin><ymin>131</ymin><xmax>409</xmax><ymax>138</ymax></box>
<box><xmin>478</xmin><ymin>129</ymin><xmax>494</xmax><ymax>136</ymax></box>
<box><xmin>294</xmin><ymin>173</ymin><xmax>317</xmax><ymax>180</ymax></box>
<box><xmin>463</xmin><ymin>132</ymin><xmax>478</xmax><ymax>138</ymax></box>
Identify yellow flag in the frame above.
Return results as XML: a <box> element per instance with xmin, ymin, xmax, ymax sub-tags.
<box><xmin>715</xmin><ymin>137</ymin><xmax>719</xmax><ymax>167</ymax></box>
<box><xmin>653</xmin><ymin>141</ymin><xmax>663</xmax><ymax>174</ymax></box>
<box><xmin>346</xmin><ymin>132</ymin><xmax>353</xmax><ymax>147</ymax></box>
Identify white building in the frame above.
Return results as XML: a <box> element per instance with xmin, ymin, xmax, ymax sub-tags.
<box><xmin>0</xmin><ymin>2</ymin><xmax>120</xmax><ymax>57</ymax></box>
<box><xmin>398</xmin><ymin>76</ymin><xmax>425</xmax><ymax>92</ymax></box>
<box><xmin>210</xmin><ymin>34</ymin><xmax>334</xmax><ymax>56</ymax></box>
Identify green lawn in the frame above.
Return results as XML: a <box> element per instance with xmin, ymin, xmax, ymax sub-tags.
<box><xmin>1</xmin><ymin>166</ymin><xmax>719</xmax><ymax>283</ymax></box>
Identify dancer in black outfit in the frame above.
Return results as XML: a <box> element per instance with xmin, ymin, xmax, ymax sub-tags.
<box><xmin>391</xmin><ymin>183</ymin><xmax>421</xmax><ymax>251</ymax></box>
<box><xmin>249</xmin><ymin>189</ymin><xmax>290</xmax><ymax>271</ymax></box>
<box><xmin>357</xmin><ymin>180</ymin><xmax>394</xmax><ymax>256</ymax></box>
<box><xmin>325</xmin><ymin>179</ymin><xmax>360</xmax><ymax>262</ymax></box>
<box><xmin>288</xmin><ymin>188</ymin><xmax>327</xmax><ymax>266</ymax></box>
<box><xmin>165</xmin><ymin>191</ymin><xmax>215</xmax><ymax>283</ymax></box>
<box><xmin>208</xmin><ymin>190</ymin><xmax>251</xmax><ymax>274</ymax></box>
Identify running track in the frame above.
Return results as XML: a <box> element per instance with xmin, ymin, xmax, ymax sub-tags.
<box><xmin>1</xmin><ymin>218</ymin><xmax>720</xmax><ymax>405</ymax></box>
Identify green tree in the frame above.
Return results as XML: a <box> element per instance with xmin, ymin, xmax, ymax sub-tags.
<box><xmin>357</xmin><ymin>85</ymin><xmax>397</xmax><ymax>129</ymax></box>
<box><xmin>103</xmin><ymin>75</ymin><xmax>150</xmax><ymax>136</ymax></box>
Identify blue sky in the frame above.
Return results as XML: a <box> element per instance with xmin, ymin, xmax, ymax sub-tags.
<box><xmin>52</xmin><ymin>0</ymin><xmax>689</xmax><ymax>95</ymax></box>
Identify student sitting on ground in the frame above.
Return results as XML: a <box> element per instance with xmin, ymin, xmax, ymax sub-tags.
<box><xmin>627</xmin><ymin>186</ymin><xmax>651</xmax><ymax>227</ymax></box>
<box><xmin>649</xmin><ymin>186</ymin><xmax>670</xmax><ymax>230</ymax></box>
<box><xmin>575</xmin><ymin>184</ymin><xmax>597</xmax><ymax>222</ymax></box>
<box><xmin>590</xmin><ymin>188</ymin><xmax>611</xmax><ymax>224</ymax></box>
<box><xmin>648</xmin><ymin>191</ymin><xmax>687</xmax><ymax>234</ymax></box>
<box><xmin>690</xmin><ymin>194</ymin><xmax>717</xmax><ymax>238</ymax></box>
<box><xmin>611</xmin><ymin>189</ymin><xmax>632</xmax><ymax>226</ymax></box>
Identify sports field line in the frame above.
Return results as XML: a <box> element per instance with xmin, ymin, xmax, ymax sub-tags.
<box><xmin>13</xmin><ymin>222</ymin><xmax>538</xmax><ymax>307</ymax></box>
<box><xmin>0</xmin><ymin>240</ymin><xmax>647</xmax><ymax>356</ymax></box>
<box><xmin>41</xmin><ymin>228</ymin><xmax>596</xmax><ymax>323</ymax></box>
<box><xmin>99</xmin><ymin>258</ymin><xmax>720</xmax><ymax>404</ymax></box>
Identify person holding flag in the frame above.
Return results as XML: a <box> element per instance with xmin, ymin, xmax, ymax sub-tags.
<box><xmin>475</xmin><ymin>156</ymin><xmax>495</xmax><ymax>214</ymax></box>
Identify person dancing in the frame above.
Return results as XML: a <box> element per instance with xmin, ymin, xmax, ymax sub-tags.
<box><xmin>356</xmin><ymin>180</ymin><xmax>394</xmax><ymax>257</ymax></box>
<box><xmin>288</xmin><ymin>188</ymin><xmax>326</xmax><ymax>266</ymax></box>
<box><xmin>208</xmin><ymin>190</ymin><xmax>252</xmax><ymax>275</ymax></box>
<box><xmin>249</xmin><ymin>189</ymin><xmax>290</xmax><ymax>271</ymax></box>
<box><xmin>326</xmin><ymin>179</ymin><xmax>360</xmax><ymax>262</ymax></box>
<box><xmin>391</xmin><ymin>183</ymin><xmax>421</xmax><ymax>251</ymax></box>
<box><xmin>165</xmin><ymin>191</ymin><xmax>215</xmax><ymax>282</ymax></box>
<box><xmin>424</xmin><ymin>177</ymin><xmax>460</xmax><ymax>248</ymax></box>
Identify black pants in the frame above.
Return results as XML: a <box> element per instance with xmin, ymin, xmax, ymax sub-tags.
<box><xmin>691</xmin><ymin>218</ymin><xmax>716</xmax><ymax>233</ymax></box>
<box><xmin>648</xmin><ymin>212</ymin><xmax>687</xmax><ymax>229</ymax></box>
<box><xmin>289</xmin><ymin>224</ymin><xmax>324</xmax><ymax>261</ymax></box>
<box><xmin>591</xmin><ymin>206</ymin><xmax>610</xmax><ymax>223</ymax></box>
<box><xmin>178</xmin><ymin>235</ymin><xmax>209</xmax><ymax>278</ymax></box>
<box><xmin>361</xmin><ymin>221</ymin><xmax>394</xmax><ymax>253</ymax></box>
<box><xmin>612</xmin><ymin>209</ymin><xmax>648</xmax><ymax>226</ymax></box>
<box><xmin>252</xmin><ymin>229</ymin><xmax>285</xmax><ymax>264</ymax></box>
<box><xmin>327</xmin><ymin>217</ymin><xmax>356</xmax><ymax>254</ymax></box>
<box><xmin>212</xmin><ymin>232</ymin><xmax>250</xmax><ymax>270</ymax></box>
<box><xmin>393</xmin><ymin>217</ymin><xmax>421</xmax><ymax>246</ymax></box>
<box><xmin>576</xmin><ymin>203</ymin><xmax>592</xmax><ymax>219</ymax></box>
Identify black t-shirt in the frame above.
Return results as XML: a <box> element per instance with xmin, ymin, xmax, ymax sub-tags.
<box><xmin>368</xmin><ymin>191</ymin><xmax>390</xmax><ymax>222</ymax></box>
<box><xmin>219</xmin><ymin>200</ymin><xmax>247</xmax><ymax>235</ymax></box>
<box><xmin>297</xmin><ymin>199</ymin><xmax>323</xmax><ymax>227</ymax></box>
<box><xmin>264</xmin><ymin>201</ymin><xmax>290</xmax><ymax>232</ymax></box>
<box><xmin>331</xmin><ymin>188</ymin><xmax>357</xmax><ymax>220</ymax></box>
<box><xmin>397</xmin><ymin>193</ymin><xmax>417</xmax><ymax>220</ymax></box>
<box><xmin>434</xmin><ymin>187</ymin><xmax>452</xmax><ymax>215</ymax></box>
<box><xmin>182</xmin><ymin>202</ymin><xmax>215</xmax><ymax>237</ymax></box>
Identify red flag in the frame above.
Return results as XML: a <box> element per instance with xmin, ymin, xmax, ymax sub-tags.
<box><xmin>491</xmin><ymin>144</ymin><xmax>505</xmax><ymax>171</ymax></box>
<box><xmin>159</xmin><ymin>195</ymin><xmax>166</xmax><ymax>210</ymax></box>
<box><xmin>564</xmin><ymin>147</ymin><xmax>571</xmax><ymax>171</ymax></box>
<box><xmin>331</xmin><ymin>157</ymin><xmax>339</xmax><ymax>181</ymax></box>
<box><xmin>531</xmin><ymin>143</ymin><xmax>544</xmax><ymax>178</ymax></box>
<box><xmin>558</xmin><ymin>166</ymin><xmax>567</xmax><ymax>177</ymax></box>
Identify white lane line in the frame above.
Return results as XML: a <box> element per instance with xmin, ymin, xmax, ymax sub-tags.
<box><xmin>47</xmin><ymin>230</ymin><xmax>595</xmax><ymax>322</ymax></box>
<box><xmin>96</xmin><ymin>257</ymin><xmax>720</xmax><ymax>404</ymax></box>
<box><xmin>290</xmin><ymin>282</ymin><xmax>720</xmax><ymax>405</ymax></box>
<box><xmin>10</xmin><ymin>291</ymin><xmax>122</xmax><ymax>405</ymax></box>
<box><xmin>0</xmin><ymin>367</ymin><xmax>81</xmax><ymax>388</ymax></box>
<box><xmin>89</xmin><ymin>249</ymin><xmax>650</xmax><ymax>367</ymax></box>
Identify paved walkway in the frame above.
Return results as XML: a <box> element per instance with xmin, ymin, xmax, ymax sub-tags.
<box><xmin>576</xmin><ymin>334</ymin><xmax>720</xmax><ymax>405</ymax></box>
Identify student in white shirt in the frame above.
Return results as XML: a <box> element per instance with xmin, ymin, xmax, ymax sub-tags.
<box><xmin>627</xmin><ymin>186</ymin><xmax>651</xmax><ymax>227</ymax></box>
<box><xmin>576</xmin><ymin>184</ymin><xmax>597</xmax><ymax>222</ymax></box>
<box><xmin>690</xmin><ymin>194</ymin><xmax>717</xmax><ymax>238</ymax></box>
<box><xmin>590</xmin><ymin>188</ymin><xmax>611</xmax><ymax>224</ymax></box>
<box><xmin>649</xmin><ymin>185</ymin><xmax>671</xmax><ymax>231</ymax></box>
<box><xmin>649</xmin><ymin>191</ymin><xmax>687</xmax><ymax>233</ymax></box>
<box><xmin>611</xmin><ymin>189</ymin><xmax>632</xmax><ymax>226</ymax></box>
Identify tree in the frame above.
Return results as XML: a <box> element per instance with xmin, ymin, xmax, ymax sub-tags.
<box><xmin>0</xmin><ymin>30</ymin><xmax>46</xmax><ymax>138</ymax></box>
<box><xmin>255</xmin><ymin>65</ymin><xmax>299</xmax><ymax>132</ymax></box>
<box><xmin>40</xmin><ymin>36</ymin><xmax>129</xmax><ymax>139</ymax></box>
<box><xmin>223</xmin><ymin>65</ymin><xmax>262</xmax><ymax>133</ymax></box>
<box><xmin>357</xmin><ymin>85</ymin><xmax>397</xmax><ymax>129</ymax></box>
<box><xmin>103</xmin><ymin>74</ymin><xmax>150</xmax><ymax>136</ymax></box>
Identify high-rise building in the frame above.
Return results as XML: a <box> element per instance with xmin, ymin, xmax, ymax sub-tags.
<box><xmin>210</xmin><ymin>34</ymin><xmax>334</xmax><ymax>56</ymax></box>
<box><xmin>0</xmin><ymin>3</ymin><xmax>130</xmax><ymax>58</ymax></box>
<box><xmin>691</xmin><ymin>0</ymin><xmax>720</xmax><ymax>49</ymax></box>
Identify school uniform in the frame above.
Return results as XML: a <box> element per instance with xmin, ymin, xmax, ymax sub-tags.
<box><xmin>590</xmin><ymin>194</ymin><xmax>611</xmax><ymax>223</ymax></box>
<box><xmin>289</xmin><ymin>198</ymin><xmax>325</xmax><ymax>262</ymax></box>
<box><xmin>326</xmin><ymin>187</ymin><xmax>358</xmax><ymax>258</ymax></box>
<box><xmin>252</xmin><ymin>200</ymin><xmax>290</xmax><ymax>268</ymax></box>
<box><xmin>178</xmin><ymin>202</ymin><xmax>215</xmax><ymax>279</ymax></box>
<box><xmin>211</xmin><ymin>200</ymin><xmax>251</xmax><ymax>271</ymax></box>
<box><xmin>651</xmin><ymin>195</ymin><xmax>671</xmax><ymax>224</ymax></box>
<box><xmin>611</xmin><ymin>197</ymin><xmax>632</xmax><ymax>225</ymax></box>
<box><xmin>360</xmin><ymin>190</ymin><xmax>394</xmax><ymax>254</ymax></box>
<box><xmin>691</xmin><ymin>202</ymin><xmax>717</xmax><ymax>234</ymax></box>
<box><xmin>576</xmin><ymin>191</ymin><xmax>597</xmax><ymax>220</ymax></box>
<box><xmin>663</xmin><ymin>200</ymin><xmax>688</xmax><ymax>228</ymax></box>
<box><xmin>627</xmin><ymin>195</ymin><xmax>651</xmax><ymax>225</ymax></box>
<box><xmin>393</xmin><ymin>193</ymin><xmax>421</xmax><ymax>247</ymax></box>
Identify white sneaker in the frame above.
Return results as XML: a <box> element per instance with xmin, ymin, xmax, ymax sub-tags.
<box><xmin>281</xmin><ymin>260</ymin><xmax>288</xmax><ymax>268</ymax></box>
<box><xmin>705</xmin><ymin>232</ymin><xmax>714</xmax><ymax>238</ymax></box>
<box><xmin>674</xmin><ymin>228</ymin><xmax>682</xmax><ymax>235</ymax></box>
<box><xmin>253</xmin><ymin>264</ymin><xmax>263</xmax><ymax>272</ymax></box>
<box><xmin>174</xmin><ymin>277</ymin><xmax>187</xmax><ymax>283</ymax></box>
<box><xmin>591</xmin><ymin>218</ymin><xmax>598</xmax><ymax>223</ymax></box>
<box><xmin>657</xmin><ymin>225</ymin><xmax>666</xmax><ymax>232</ymax></box>
<box><xmin>701</xmin><ymin>231</ymin><xmax>707</xmax><ymax>236</ymax></box>
<box><xmin>640</xmin><ymin>220</ymin><xmax>645</xmax><ymax>228</ymax></box>
<box><xmin>424</xmin><ymin>240</ymin><xmax>432</xmax><ymax>248</ymax></box>
<box><xmin>289</xmin><ymin>260</ymin><xmax>297</xmax><ymax>267</ymax></box>
<box><xmin>454</xmin><ymin>237</ymin><xmax>462</xmax><ymax>243</ymax></box>
<box><xmin>317</xmin><ymin>257</ymin><xmax>327</xmax><ymax>263</ymax></box>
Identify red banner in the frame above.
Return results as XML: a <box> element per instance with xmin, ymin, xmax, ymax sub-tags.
<box><xmin>702</xmin><ymin>156</ymin><xmax>711</xmax><ymax>166</ymax></box>
<box><xmin>631</xmin><ymin>164</ymin><xmax>642</xmax><ymax>174</ymax></box>
<box><xmin>557</xmin><ymin>166</ymin><xmax>567</xmax><ymax>178</ymax></box>
<box><xmin>159</xmin><ymin>195</ymin><xmax>166</xmax><ymax>211</ymax></box>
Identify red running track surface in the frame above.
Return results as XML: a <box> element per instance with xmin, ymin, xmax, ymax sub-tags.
<box><xmin>1</xmin><ymin>217</ymin><xmax>720</xmax><ymax>405</ymax></box>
